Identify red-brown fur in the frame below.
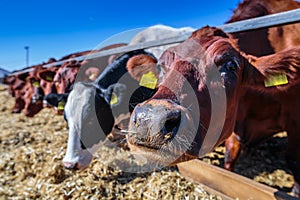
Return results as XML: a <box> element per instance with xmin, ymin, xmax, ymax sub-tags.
<box><xmin>126</xmin><ymin>54</ymin><xmax>158</xmax><ymax>82</ymax></box>
<box><xmin>4</xmin><ymin>76</ymin><xmax>17</xmax><ymax>97</ymax></box>
<box><xmin>53</xmin><ymin>61</ymin><xmax>80</xmax><ymax>94</ymax></box>
<box><xmin>228</xmin><ymin>0</ymin><xmax>300</xmax><ymax>56</ymax></box>
<box><xmin>53</xmin><ymin>43</ymin><xmax>128</xmax><ymax>94</ymax></box>
<box><xmin>4</xmin><ymin>72</ymin><xmax>29</xmax><ymax>113</ymax></box>
<box><xmin>77</xmin><ymin>43</ymin><xmax>128</xmax><ymax>82</ymax></box>
<box><xmin>22</xmin><ymin>65</ymin><xmax>44</xmax><ymax>117</ymax></box>
<box><xmin>224</xmin><ymin>0</ymin><xmax>300</xmax><ymax>178</ymax></box>
<box><xmin>38</xmin><ymin>66</ymin><xmax>58</xmax><ymax>97</ymax></box>
<box><xmin>5</xmin><ymin>44</ymin><xmax>127</xmax><ymax>116</ymax></box>
<box><xmin>128</xmin><ymin>27</ymin><xmax>300</xmax><ymax>196</ymax></box>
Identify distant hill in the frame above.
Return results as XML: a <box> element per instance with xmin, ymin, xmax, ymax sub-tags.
<box><xmin>0</xmin><ymin>67</ymin><xmax>11</xmax><ymax>84</ymax></box>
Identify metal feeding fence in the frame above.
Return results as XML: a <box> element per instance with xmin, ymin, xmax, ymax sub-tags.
<box><xmin>5</xmin><ymin>8</ymin><xmax>300</xmax><ymax>200</ymax></box>
<box><xmin>10</xmin><ymin>8</ymin><xmax>300</xmax><ymax>75</ymax></box>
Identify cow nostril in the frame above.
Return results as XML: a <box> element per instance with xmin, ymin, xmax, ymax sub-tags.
<box><xmin>164</xmin><ymin>116</ymin><xmax>181</xmax><ymax>132</ymax></box>
<box><xmin>163</xmin><ymin>111</ymin><xmax>181</xmax><ymax>139</ymax></box>
<box><xmin>63</xmin><ymin>162</ymin><xmax>74</xmax><ymax>169</ymax></box>
<box><xmin>63</xmin><ymin>162</ymin><xmax>80</xmax><ymax>170</ymax></box>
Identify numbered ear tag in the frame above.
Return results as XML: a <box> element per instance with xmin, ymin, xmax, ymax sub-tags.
<box><xmin>46</xmin><ymin>76</ymin><xmax>53</xmax><ymax>82</ymax></box>
<box><xmin>58</xmin><ymin>101</ymin><xmax>66</xmax><ymax>111</ymax></box>
<box><xmin>139</xmin><ymin>71</ymin><xmax>158</xmax><ymax>89</ymax></box>
<box><xmin>89</xmin><ymin>73</ymin><xmax>96</xmax><ymax>80</ymax></box>
<box><xmin>264</xmin><ymin>73</ymin><xmax>288</xmax><ymax>87</ymax></box>
<box><xmin>33</xmin><ymin>81</ymin><xmax>40</xmax><ymax>87</ymax></box>
<box><xmin>110</xmin><ymin>93</ymin><xmax>118</xmax><ymax>105</ymax></box>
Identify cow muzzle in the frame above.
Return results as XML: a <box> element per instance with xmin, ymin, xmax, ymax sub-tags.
<box><xmin>62</xmin><ymin>150</ymin><xmax>93</xmax><ymax>170</ymax></box>
<box><xmin>128</xmin><ymin>100</ymin><xmax>181</xmax><ymax>148</ymax></box>
<box><xmin>127</xmin><ymin>99</ymin><xmax>196</xmax><ymax>165</ymax></box>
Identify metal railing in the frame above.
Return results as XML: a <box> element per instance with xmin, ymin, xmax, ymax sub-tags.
<box><xmin>10</xmin><ymin>8</ymin><xmax>300</xmax><ymax>76</ymax></box>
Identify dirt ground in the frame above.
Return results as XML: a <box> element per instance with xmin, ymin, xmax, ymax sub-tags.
<box><xmin>0</xmin><ymin>85</ymin><xmax>295</xmax><ymax>199</ymax></box>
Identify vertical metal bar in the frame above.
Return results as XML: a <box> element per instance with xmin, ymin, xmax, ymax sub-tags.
<box><xmin>24</xmin><ymin>46</ymin><xmax>29</xmax><ymax>67</ymax></box>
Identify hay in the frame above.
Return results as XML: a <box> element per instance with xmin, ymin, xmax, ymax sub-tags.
<box><xmin>201</xmin><ymin>134</ymin><xmax>294</xmax><ymax>193</ymax></box>
<box><xmin>0</xmin><ymin>86</ymin><xmax>221</xmax><ymax>199</ymax></box>
<box><xmin>0</xmin><ymin>84</ymin><xmax>294</xmax><ymax>198</ymax></box>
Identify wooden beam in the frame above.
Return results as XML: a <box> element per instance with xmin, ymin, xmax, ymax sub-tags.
<box><xmin>177</xmin><ymin>159</ymin><xmax>298</xmax><ymax>200</ymax></box>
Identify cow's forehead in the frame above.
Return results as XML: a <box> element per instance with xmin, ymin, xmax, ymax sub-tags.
<box><xmin>161</xmin><ymin>39</ymin><xmax>204</xmax><ymax>59</ymax></box>
<box><xmin>209</xmin><ymin>38</ymin><xmax>238</xmax><ymax>54</ymax></box>
<box><xmin>65</xmin><ymin>82</ymin><xmax>95</xmax><ymax>120</ymax></box>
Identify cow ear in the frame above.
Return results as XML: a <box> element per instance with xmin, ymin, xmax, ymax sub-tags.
<box><xmin>84</xmin><ymin>67</ymin><xmax>101</xmax><ymax>81</ymax></box>
<box><xmin>38</xmin><ymin>70</ymin><xmax>56</xmax><ymax>82</ymax></box>
<box><xmin>126</xmin><ymin>54</ymin><xmax>158</xmax><ymax>82</ymax></box>
<box><xmin>243</xmin><ymin>47</ymin><xmax>300</xmax><ymax>89</ymax></box>
<box><xmin>17</xmin><ymin>72</ymin><xmax>29</xmax><ymax>81</ymax></box>
<box><xmin>44</xmin><ymin>93</ymin><xmax>69</xmax><ymax>109</ymax></box>
<box><xmin>103</xmin><ymin>83</ymin><xmax>127</xmax><ymax>107</ymax></box>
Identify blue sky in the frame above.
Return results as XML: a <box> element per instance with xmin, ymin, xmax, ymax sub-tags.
<box><xmin>0</xmin><ymin>0</ymin><xmax>240</xmax><ymax>71</ymax></box>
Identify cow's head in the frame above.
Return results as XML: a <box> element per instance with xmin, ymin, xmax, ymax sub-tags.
<box><xmin>59</xmin><ymin>52</ymin><xmax>158</xmax><ymax>170</ymax></box>
<box><xmin>61</xmin><ymin>82</ymin><xmax>119</xmax><ymax>170</ymax></box>
<box><xmin>4</xmin><ymin>75</ymin><xmax>17</xmax><ymax>96</ymax></box>
<box><xmin>23</xmin><ymin>76</ymin><xmax>44</xmax><ymax>117</ymax></box>
<box><xmin>38</xmin><ymin>67</ymin><xmax>58</xmax><ymax>107</ymax></box>
<box><xmin>19</xmin><ymin>65</ymin><xmax>45</xmax><ymax>117</ymax></box>
<box><xmin>127</xmin><ymin>26</ymin><xmax>300</xmax><ymax>166</ymax></box>
<box><xmin>10</xmin><ymin>72</ymin><xmax>29</xmax><ymax>113</ymax></box>
<box><xmin>53</xmin><ymin>61</ymin><xmax>80</xmax><ymax>94</ymax></box>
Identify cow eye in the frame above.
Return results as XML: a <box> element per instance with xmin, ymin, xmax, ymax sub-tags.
<box><xmin>224</xmin><ymin>60</ymin><xmax>239</xmax><ymax>71</ymax></box>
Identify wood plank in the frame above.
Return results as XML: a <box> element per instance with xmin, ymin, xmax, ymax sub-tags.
<box><xmin>10</xmin><ymin>8</ymin><xmax>300</xmax><ymax>76</ymax></box>
<box><xmin>190</xmin><ymin>181</ymin><xmax>234</xmax><ymax>200</ymax></box>
<box><xmin>177</xmin><ymin>159</ymin><xmax>298</xmax><ymax>200</ymax></box>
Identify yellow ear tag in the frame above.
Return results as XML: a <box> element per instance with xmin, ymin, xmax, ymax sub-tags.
<box><xmin>89</xmin><ymin>73</ymin><xmax>96</xmax><ymax>80</ymax></box>
<box><xmin>264</xmin><ymin>73</ymin><xmax>288</xmax><ymax>87</ymax></box>
<box><xmin>110</xmin><ymin>93</ymin><xmax>118</xmax><ymax>105</ymax></box>
<box><xmin>33</xmin><ymin>81</ymin><xmax>40</xmax><ymax>87</ymax></box>
<box><xmin>58</xmin><ymin>101</ymin><xmax>66</xmax><ymax>111</ymax></box>
<box><xmin>46</xmin><ymin>76</ymin><xmax>53</xmax><ymax>82</ymax></box>
<box><xmin>139</xmin><ymin>71</ymin><xmax>158</xmax><ymax>89</ymax></box>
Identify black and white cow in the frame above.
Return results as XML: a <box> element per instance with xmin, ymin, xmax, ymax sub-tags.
<box><xmin>45</xmin><ymin>50</ymin><xmax>160</xmax><ymax>169</ymax></box>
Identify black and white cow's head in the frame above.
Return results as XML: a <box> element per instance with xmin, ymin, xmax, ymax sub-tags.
<box><xmin>45</xmin><ymin>50</ymin><xmax>160</xmax><ymax>170</ymax></box>
<box><xmin>62</xmin><ymin>82</ymin><xmax>126</xmax><ymax>169</ymax></box>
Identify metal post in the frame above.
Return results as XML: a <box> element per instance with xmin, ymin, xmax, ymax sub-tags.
<box><xmin>24</xmin><ymin>46</ymin><xmax>29</xmax><ymax>67</ymax></box>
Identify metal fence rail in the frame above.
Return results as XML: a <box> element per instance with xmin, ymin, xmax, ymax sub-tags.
<box><xmin>11</xmin><ymin>8</ymin><xmax>300</xmax><ymax>75</ymax></box>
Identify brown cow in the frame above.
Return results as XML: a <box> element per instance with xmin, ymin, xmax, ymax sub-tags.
<box><xmin>38</xmin><ymin>65</ymin><xmax>59</xmax><ymax>96</ymax></box>
<box><xmin>22</xmin><ymin>65</ymin><xmax>45</xmax><ymax>117</ymax></box>
<box><xmin>127</xmin><ymin>27</ymin><xmax>300</xmax><ymax>197</ymax></box>
<box><xmin>38</xmin><ymin>50</ymin><xmax>94</xmax><ymax>96</ymax></box>
<box><xmin>20</xmin><ymin>59</ymin><xmax>58</xmax><ymax>116</ymax></box>
<box><xmin>224</xmin><ymin>0</ymin><xmax>300</xmax><ymax>172</ymax></box>
<box><xmin>40</xmin><ymin>44</ymin><xmax>127</xmax><ymax>114</ymax></box>
<box><xmin>51</xmin><ymin>43</ymin><xmax>127</xmax><ymax>95</ymax></box>
<box><xmin>52</xmin><ymin>60</ymin><xmax>81</xmax><ymax>94</ymax></box>
<box><xmin>228</xmin><ymin>0</ymin><xmax>300</xmax><ymax>57</ymax></box>
<box><xmin>4</xmin><ymin>75</ymin><xmax>17</xmax><ymax>97</ymax></box>
<box><xmin>4</xmin><ymin>72</ymin><xmax>29</xmax><ymax>113</ymax></box>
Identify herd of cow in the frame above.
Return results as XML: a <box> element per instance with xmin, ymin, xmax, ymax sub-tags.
<box><xmin>3</xmin><ymin>0</ymin><xmax>300</xmax><ymax>197</ymax></box>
